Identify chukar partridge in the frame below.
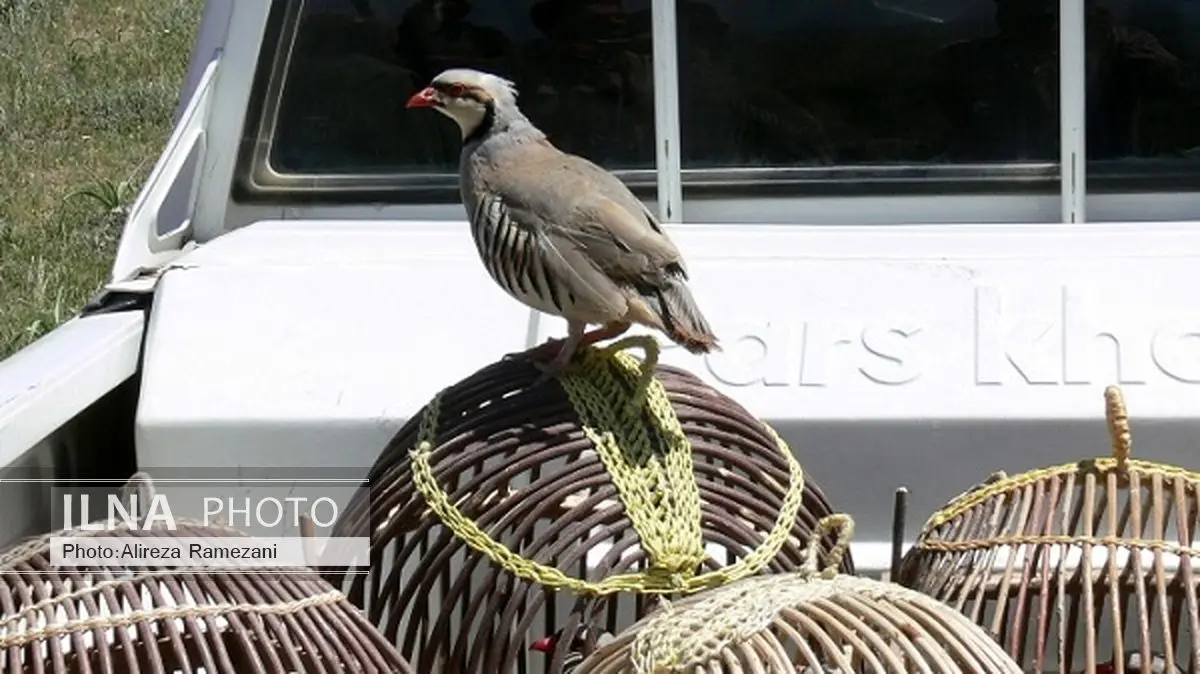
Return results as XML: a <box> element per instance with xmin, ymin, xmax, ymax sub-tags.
<box><xmin>406</xmin><ymin>68</ymin><xmax>719</xmax><ymax>381</ymax></box>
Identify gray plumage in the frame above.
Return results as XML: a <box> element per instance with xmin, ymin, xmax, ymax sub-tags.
<box><xmin>406</xmin><ymin>68</ymin><xmax>718</xmax><ymax>376</ymax></box>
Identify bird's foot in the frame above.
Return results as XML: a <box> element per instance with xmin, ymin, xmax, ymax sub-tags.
<box><xmin>528</xmin><ymin>342</ymin><xmax>579</xmax><ymax>387</ymax></box>
<box><xmin>504</xmin><ymin>323</ymin><xmax>630</xmax><ymax>365</ymax></box>
<box><xmin>529</xmin><ymin>361</ymin><xmax>565</xmax><ymax>388</ymax></box>
<box><xmin>503</xmin><ymin>337</ymin><xmax>565</xmax><ymax>363</ymax></box>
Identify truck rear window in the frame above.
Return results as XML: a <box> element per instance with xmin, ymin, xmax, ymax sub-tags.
<box><xmin>237</xmin><ymin>0</ymin><xmax>1200</xmax><ymax>201</ymax></box>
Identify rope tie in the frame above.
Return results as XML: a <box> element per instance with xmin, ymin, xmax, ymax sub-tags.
<box><xmin>409</xmin><ymin>337</ymin><xmax>808</xmax><ymax>596</ymax></box>
<box><xmin>918</xmin><ymin>534</ymin><xmax>1200</xmax><ymax>557</ymax></box>
<box><xmin>1105</xmin><ymin>384</ymin><xmax>1132</xmax><ymax>473</ymax></box>
<box><xmin>118</xmin><ymin>471</ymin><xmax>158</xmax><ymax>520</ymax></box>
<box><xmin>801</xmin><ymin>513</ymin><xmax>856</xmax><ymax>580</ymax></box>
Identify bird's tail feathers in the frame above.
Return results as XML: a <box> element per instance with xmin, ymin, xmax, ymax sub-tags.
<box><xmin>647</xmin><ymin>278</ymin><xmax>719</xmax><ymax>355</ymax></box>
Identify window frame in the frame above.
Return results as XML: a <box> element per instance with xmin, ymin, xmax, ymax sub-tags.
<box><xmin>232</xmin><ymin>0</ymin><xmax>1200</xmax><ymax>221</ymax></box>
<box><xmin>1060</xmin><ymin>0</ymin><xmax>1087</xmax><ymax>223</ymax></box>
<box><xmin>233</xmin><ymin>0</ymin><xmax>663</xmax><ymax>204</ymax></box>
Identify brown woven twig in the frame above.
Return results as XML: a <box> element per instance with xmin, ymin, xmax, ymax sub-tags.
<box><xmin>322</xmin><ymin>344</ymin><xmax>852</xmax><ymax>674</ymax></box>
<box><xmin>0</xmin><ymin>519</ymin><xmax>413</xmax><ymax>673</ymax></box>
<box><xmin>895</xmin><ymin>385</ymin><xmax>1200</xmax><ymax>673</ymax></box>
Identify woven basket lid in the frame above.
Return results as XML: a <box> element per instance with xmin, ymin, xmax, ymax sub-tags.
<box><xmin>895</xmin><ymin>385</ymin><xmax>1200</xmax><ymax>673</ymax></box>
<box><xmin>572</xmin><ymin>515</ymin><xmax>1022</xmax><ymax>673</ymax></box>
<box><xmin>0</xmin><ymin>514</ymin><xmax>412</xmax><ymax>673</ymax></box>
<box><xmin>324</xmin><ymin>337</ymin><xmax>851</xmax><ymax>673</ymax></box>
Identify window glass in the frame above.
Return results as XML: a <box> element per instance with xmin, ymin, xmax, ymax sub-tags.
<box><xmin>676</xmin><ymin>0</ymin><xmax>1061</xmax><ymax>168</ymax></box>
<box><xmin>1086</xmin><ymin>0</ymin><xmax>1200</xmax><ymax>164</ymax></box>
<box><xmin>270</xmin><ymin>0</ymin><xmax>655</xmax><ymax>175</ymax></box>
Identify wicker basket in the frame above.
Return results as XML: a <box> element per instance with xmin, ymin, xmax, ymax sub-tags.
<box><xmin>323</xmin><ymin>337</ymin><xmax>852</xmax><ymax>674</ymax></box>
<box><xmin>573</xmin><ymin>515</ymin><xmax>1022</xmax><ymax>673</ymax></box>
<box><xmin>895</xmin><ymin>386</ymin><xmax>1200</xmax><ymax>673</ymax></box>
<box><xmin>0</xmin><ymin>517</ymin><xmax>412</xmax><ymax>673</ymax></box>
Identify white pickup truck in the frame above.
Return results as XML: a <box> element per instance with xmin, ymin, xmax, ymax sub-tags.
<box><xmin>1</xmin><ymin>0</ymin><xmax>1198</xmax><ymax>598</ymax></box>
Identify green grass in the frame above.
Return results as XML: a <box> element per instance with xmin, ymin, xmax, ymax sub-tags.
<box><xmin>0</xmin><ymin>0</ymin><xmax>202</xmax><ymax>359</ymax></box>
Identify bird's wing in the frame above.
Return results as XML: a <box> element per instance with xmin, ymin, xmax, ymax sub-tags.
<box><xmin>479</xmin><ymin>184</ymin><xmax>629</xmax><ymax>318</ymax></box>
<box><xmin>558</xmin><ymin>152</ymin><xmax>689</xmax><ymax>278</ymax></box>
<box><xmin>489</xmin><ymin>145</ymin><xmax>688</xmax><ymax>293</ymax></box>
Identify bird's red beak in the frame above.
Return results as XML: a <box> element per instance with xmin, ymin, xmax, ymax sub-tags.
<box><xmin>530</xmin><ymin>636</ymin><xmax>555</xmax><ymax>653</ymax></box>
<box><xmin>405</xmin><ymin>86</ymin><xmax>438</xmax><ymax>109</ymax></box>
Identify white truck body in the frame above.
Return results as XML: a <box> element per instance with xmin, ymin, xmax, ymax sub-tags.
<box><xmin>1</xmin><ymin>0</ymin><xmax>1198</xmax><ymax>668</ymax></box>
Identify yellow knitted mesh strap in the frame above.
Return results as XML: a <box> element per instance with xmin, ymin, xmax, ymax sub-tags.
<box><xmin>556</xmin><ymin>336</ymin><xmax>705</xmax><ymax>584</ymax></box>
<box><xmin>923</xmin><ymin>384</ymin><xmax>1200</xmax><ymax>532</ymax></box>
<box><xmin>409</xmin><ymin>335</ymin><xmax>809</xmax><ymax>596</ymax></box>
<box><xmin>918</xmin><ymin>533</ymin><xmax>1200</xmax><ymax>557</ymax></box>
<box><xmin>627</xmin><ymin>514</ymin><xmax>856</xmax><ymax>674</ymax></box>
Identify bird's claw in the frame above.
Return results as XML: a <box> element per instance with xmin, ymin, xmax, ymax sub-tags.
<box><xmin>530</xmin><ymin>371</ymin><xmax>556</xmax><ymax>389</ymax></box>
<box><xmin>529</xmin><ymin>358</ymin><xmax>571</xmax><ymax>388</ymax></box>
<box><xmin>504</xmin><ymin>338</ymin><xmax>567</xmax><ymax>364</ymax></box>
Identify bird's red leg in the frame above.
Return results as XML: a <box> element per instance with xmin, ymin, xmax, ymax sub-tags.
<box><xmin>533</xmin><ymin>321</ymin><xmax>631</xmax><ymax>363</ymax></box>
<box><xmin>578</xmin><ymin>320</ymin><xmax>632</xmax><ymax>347</ymax></box>
<box><xmin>506</xmin><ymin>319</ymin><xmax>635</xmax><ymax>386</ymax></box>
<box><xmin>518</xmin><ymin>336</ymin><xmax>568</xmax><ymax>361</ymax></box>
<box><xmin>527</xmin><ymin>321</ymin><xmax>587</xmax><ymax>386</ymax></box>
<box><xmin>515</xmin><ymin>321</ymin><xmax>632</xmax><ymax>364</ymax></box>
<box><xmin>527</xmin><ymin>321</ymin><xmax>631</xmax><ymax>386</ymax></box>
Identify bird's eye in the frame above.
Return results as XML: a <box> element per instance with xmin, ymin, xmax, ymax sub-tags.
<box><xmin>447</xmin><ymin>83</ymin><xmax>468</xmax><ymax>98</ymax></box>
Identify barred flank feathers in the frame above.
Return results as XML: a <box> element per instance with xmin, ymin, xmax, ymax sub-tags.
<box><xmin>472</xmin><ymin>194</ymin><xmax>571</xmax><ymax>314</ymax></box>
<box><xmin>644</xmin><ymin>275</ymin><xmax>719</xmax><ymax>355</ymax></box>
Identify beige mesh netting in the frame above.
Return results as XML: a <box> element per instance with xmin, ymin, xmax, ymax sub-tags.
<box><xmin>572</xmin><ymin>515</ymin><xmax>1022</xmax><ymax>673</ymax></box>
